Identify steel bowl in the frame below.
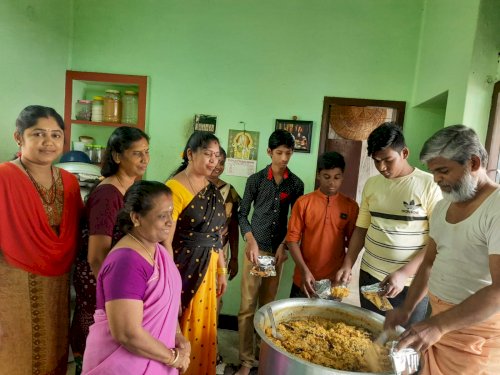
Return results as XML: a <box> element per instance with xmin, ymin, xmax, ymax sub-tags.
<box><xmin>254</xmin><ymin>298</ymin><xmax>403</xmax><ymax>375</ymax></box>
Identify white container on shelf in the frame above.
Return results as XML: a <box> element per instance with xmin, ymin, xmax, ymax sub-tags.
<box><xmin>72</xmin><ymin>141</ymin><xmax>85</xmax><ymax>151</ymax></box>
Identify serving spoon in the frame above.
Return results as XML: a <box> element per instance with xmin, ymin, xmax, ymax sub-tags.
<box><xmin>267</xmin><ymin>306</ymin><xmax>284</xmax><ymax>340</ymax></box>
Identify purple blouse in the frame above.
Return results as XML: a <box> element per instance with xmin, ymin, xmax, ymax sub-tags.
<box><xmin>96</xmin><ymin>248</ymin><xmax>154</xmax><ymax>309</ymax></box>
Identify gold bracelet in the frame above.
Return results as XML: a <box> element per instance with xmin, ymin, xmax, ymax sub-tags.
<box><xmin>169</xmin><ymin>348</ymin><xmax>180</xmax><ymax>366</ymax></box>
<box><xmin>217</xmin><ymin>267</ymin><xmax>228</xmax><ymax>275</ymax></box>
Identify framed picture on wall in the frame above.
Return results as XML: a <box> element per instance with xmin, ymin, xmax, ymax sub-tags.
<box><xmin>193</xmin><ymin>114</ymin><xmax>217</xmax><ymax>133</ymax></box>
<box><xmin>275</xmin><ymin>119</ymin><xmax>312</xmax><ymax>153</ymax></box>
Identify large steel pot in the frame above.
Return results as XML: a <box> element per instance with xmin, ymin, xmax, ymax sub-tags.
<box><xmin>254</xmin><ymin>298</ymin><xmax>403</xmax><ymax>375</ymax></box>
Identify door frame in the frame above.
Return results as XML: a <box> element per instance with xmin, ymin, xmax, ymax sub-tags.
<box><xmin>318</xmin><ymin>97</ymin><xmax>406</xmax><ymax>158</ymax></box>
<box><xmin>317</xmin><ymin>97</ymin><xmax>406</xmax><ymax>199</ymax></box>
<box><xmin>485</xmin><ymin>81</ymin><xmax>500</xmax><ymax>181</ymax></box>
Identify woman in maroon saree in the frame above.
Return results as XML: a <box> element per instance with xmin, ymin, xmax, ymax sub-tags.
<box><xmin>71</xmin><ymin>126</ymin><xmax>150</xmax><ymax>373</ymax></box>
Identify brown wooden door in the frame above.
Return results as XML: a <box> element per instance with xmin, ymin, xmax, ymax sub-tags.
<box><xmin>317</xmin><ymin>97</ymin><xmax>406</xmax><ymax>202</ymax></box>
<box><xmin>326</xmin><ymin>139</ymin><xmax>362</xmax><ymax>200</ymax></box>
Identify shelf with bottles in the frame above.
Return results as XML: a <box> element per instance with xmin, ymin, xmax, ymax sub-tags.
<box><xmin>71</xmin><ymin>119</ymin><xmax>136</xmax><ymax>127</ymax></box>
<box><xmin>70</xmin><ymin>123</ymin><xmax>115</xmax><ymax>151</ymax></box>
<box><xmin>64</xmin><ymin>70</ymin><xmax>148</xmax><ymax>152</ymax></box>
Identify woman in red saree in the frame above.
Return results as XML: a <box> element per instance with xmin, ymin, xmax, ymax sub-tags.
<box><xmin>82</xmin><ymin>181</ymin><xmax>190</xmax><ymax>374</ymax></box>
<box><xmin>0</xmin><ymin>105</ymin><xmax>83</xmax><ymax>375</ymax></box>
<box><xmin>166</xmin><ymin>131</ymin><xmax>228</xmax><ymax>375</ymax></box>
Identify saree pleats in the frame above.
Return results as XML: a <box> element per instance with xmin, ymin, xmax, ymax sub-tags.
<box><xmin>179</xmin><ymin>251</ymin><xmax>219</xmax><ymax>375</ymax></box>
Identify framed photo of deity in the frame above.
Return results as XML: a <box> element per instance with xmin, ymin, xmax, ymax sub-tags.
<box><xmin>275</xmin><ymin>119</ymin><xmax>312</xmax><ymax>153</ymax></box>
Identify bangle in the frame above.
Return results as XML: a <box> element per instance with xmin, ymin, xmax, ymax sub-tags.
<box><xmin>168</xmin><ymin>348</ymin><xmax>180</xmax><ymax>366</ymax></box>
<box><xmin>217</xmin><ymin>267</ymin><xmax>228</xmax><ymax>275</ymax></box>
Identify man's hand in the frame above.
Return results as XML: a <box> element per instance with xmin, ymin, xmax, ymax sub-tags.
<box><xmin>384</xmin><ymin>307</ymin><xmax>411</xmax><ymax>331</ymax></box>
<box><xmin>228</xmin><ymin>257</ymin><xmax>238</xmax><ymax>280</ymax></box>
<box><xmin>335</xmin><ymin>265</ymin><xmax>353</xmax><ymax>285</ymax></box>
<box><xmin>275</xmin><ymin>243</ymin><xmax>288</xmax><ymax>267</ymax></box>
<box><xmin>380</xmin><ymin>270</ymin><xmax>407</xmax><ymax>298</ymax></box>
<box><xmin>300</xmin><ymin>268</ymin><xmax>316</xmax><ymax>297</ymax></box>
<box><xmin>395</xmin><ymin>318</ymin><xmax>444</xmax><ymax>352</ymax></box>
<box><xmin>245</xmin><ymin>241</ymin><xmax>259</xmax><ymax>264</ymax></box>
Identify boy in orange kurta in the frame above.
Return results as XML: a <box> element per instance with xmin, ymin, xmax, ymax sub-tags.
<box><xmin>286</xmin><ymin>152</ymin><xmax>359</xmax><ymax>297</ymax></box>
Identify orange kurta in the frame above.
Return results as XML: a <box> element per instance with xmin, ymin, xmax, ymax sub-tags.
<box><xmin>286</xmin><ymin>189</ymin><xmax>358</xmax><ymax>286</ymax></box>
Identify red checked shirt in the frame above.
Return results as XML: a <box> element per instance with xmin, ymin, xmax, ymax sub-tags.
<box><xmin>238</xmin><ymin>165</ymin><xmax>304</xmax><ymax>253</ymax></box>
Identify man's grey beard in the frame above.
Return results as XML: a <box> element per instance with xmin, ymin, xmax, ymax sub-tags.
<box><xmin>442</xmin><ymin>171</ymin><xmax>478</xmax><ymax>203</ymax></box>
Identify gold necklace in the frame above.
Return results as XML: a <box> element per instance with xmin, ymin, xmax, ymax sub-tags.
<box><xmin>19</xmin><ymin>158</ymin><xmax>57</xmax><ymax>205</ymax></box>
<box><xmin>184</xmin><ymin>170</ymin><xmax>207</xmax><ymax>198</ymax></box>
<box><xmin>128</xmin><ymin>233</ymin><xmax>157</xmax><ymax>267</ymax></box>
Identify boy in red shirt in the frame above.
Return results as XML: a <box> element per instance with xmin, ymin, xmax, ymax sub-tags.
<box><xmin>286</xmin><ymin>152</ymin><xmax>359</xmax><ymax>297</ymax></box>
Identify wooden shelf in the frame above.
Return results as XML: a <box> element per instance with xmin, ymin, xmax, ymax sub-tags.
<box><xmin>70</xmin><ymin>119</ymin><xmax>141</xmax><ymax>127</ymax></box>
<box><xmin>64</xmin><ymin>70</ymin><xmax>148</xmax><ymax>152</ymax></box>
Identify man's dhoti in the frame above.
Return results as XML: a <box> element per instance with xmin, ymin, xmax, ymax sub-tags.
<box><xmin>421</xmin><ymin>293</ymin><xmax>500</xmax><ymax>375</ymax></box>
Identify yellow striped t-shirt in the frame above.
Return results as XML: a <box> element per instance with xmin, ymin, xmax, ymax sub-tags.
<box><xmin>357</xmin><ymin>168</ymin><xmax>442</xmax><ymax>285</ymax></box>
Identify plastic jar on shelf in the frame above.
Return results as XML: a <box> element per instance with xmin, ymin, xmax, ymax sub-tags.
<box><xmin>88</xmin><ymin>145</ymin><xmax>101</xmax><ymax>163</ymax></box>
<box><xmin>91</xmin><ymin>96</ymin><xmax>104</xmax><ymax>122</ymax></box>
<box><xmin>103</xmin><ymin>90</ymin><xmax>121</xmax><ymax>123</ymax></box>
<box><xmin>75</xmin><ymin>99</ymin><xmax>92</xmax><ymax>120</ymax></box>
<box><xmin>122</xmin><ymin>90</ymin><xmax>138</xmax><ymax>125</ymax></box>
<box><xmin>84</xmin><ymin>144</ymin><xmax>95</xmax><ymax>161</ymax></box>
<box><xmin>94</xmin><ymin>145</ymin><xmax>105</xmax><ymax>164</ymax></box>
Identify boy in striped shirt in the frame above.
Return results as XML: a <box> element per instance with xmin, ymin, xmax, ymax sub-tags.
<box><xmin>336</xmin><ymin>123</ymin><xmax>441</xmax><ymax>325</ymax></box>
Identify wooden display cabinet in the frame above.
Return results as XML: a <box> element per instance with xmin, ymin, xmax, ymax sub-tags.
<box><xmin>63</xmin><ymin>70</ymin><xmax>148</xmax><ymax>152</ymax></box>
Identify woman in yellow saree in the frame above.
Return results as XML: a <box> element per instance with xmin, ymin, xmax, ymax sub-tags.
<box><xmin>166</xmin><ymin>131</ymin><xmax>227</xmax><ymax>375</ymax></box>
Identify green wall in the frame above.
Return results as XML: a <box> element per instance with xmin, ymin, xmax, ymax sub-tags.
<box><xmin>463</xmin><ymin>0</ymin><xmax>500</xmax><ymax>140</ymax></box>
<box><xmin>0</xmin><ymin>0</ymin><xmax>73</xmax><ymax>162</ymax></box>
<box><xmin>411</xmin><ymin>0</ymin><xmax>480</xmax><ymax>126</ymax></box>
<box><xmin>70</xmin><ymin>0</ymin><xmax>424</xmax><ymax>315</ymax></box>
<box><xmin>403</xmin><ymin>0</ymin><xmax>500</xmax><ymax>166</ymax></box>
<box><xmin>1</xmin><ymin>0</ymin><xmax>498</xmax><ymax>317</ymax></box>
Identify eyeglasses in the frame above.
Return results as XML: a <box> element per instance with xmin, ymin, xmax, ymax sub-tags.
<box><xmin>202</xmin><ymin>151</ymin><xmax>221</xmax><ymax>159</ymax></box>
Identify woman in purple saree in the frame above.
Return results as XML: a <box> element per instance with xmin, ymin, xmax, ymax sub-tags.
<box><xmin>82</xmin><ymin>181</ymin><xmax>191</xmax><ymax>374</ymax></box>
